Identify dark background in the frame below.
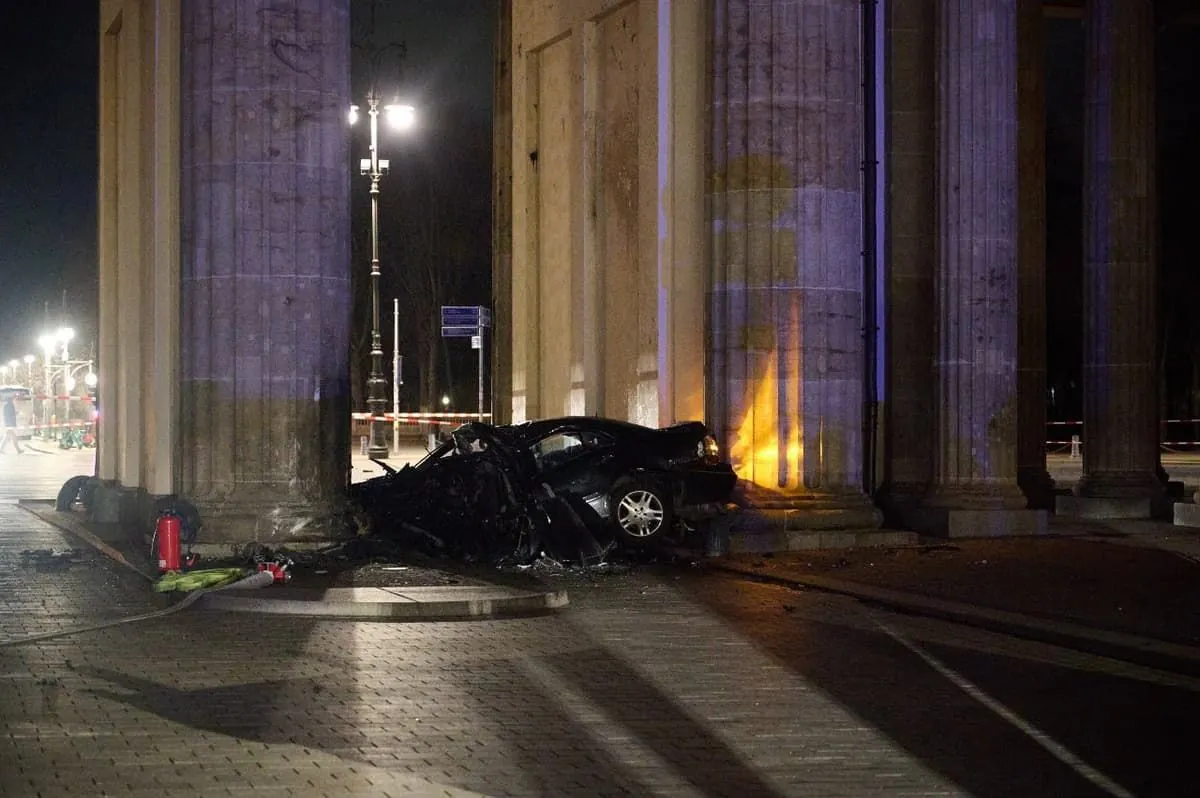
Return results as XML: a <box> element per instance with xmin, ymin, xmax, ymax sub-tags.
<box><xmin>0</xmin><ymin>3</ymin><xmax>1197</xmax><ymax>420</ymax></box>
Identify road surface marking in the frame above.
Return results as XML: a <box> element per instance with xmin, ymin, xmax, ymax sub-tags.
<box><xmin>873</xmin><ymin>614</ymin><xmax>1135</xmax><ymax>798</ymax></box>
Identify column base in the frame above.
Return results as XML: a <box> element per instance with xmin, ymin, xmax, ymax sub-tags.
<box><xmin>1017</xmin><ymin>466</ymin><xmax>1055</xmax><ymax>510</ymax></box>
<box><xmin>901</xmin><ymin>485</ymin><xmax>1046</xmax><ymax>537</ymax></box>
<box><xmin>1056</xmin><ymin>495</ymin><xmax>1153</xmax><ymax>520</ymax></box>
<box><xmin>1076</xmin><ymin>470</ymin><xmax>1163</xmax><ymax>500</ymax></box>
<box><xmin>188</xmin><ymin>491</ymin><xmax>353</xmax><ymax>548</ymax></box>
<box><xmin>1172</xmin><ymin>501</ymin><xmax>1200</xmax><ymax>528</ymax></box>
<box><xmin>729</xmin><ymin>487</ymin><xmax>895</xmax><ymax>553</ymax></box>
<box><xmin>901</xmin><ymin>506</ymin><xmax>1048</xmax><ymax>538</ymax></box>
<box><xmin>1061</xmin><ymin>470</ymin><xmax>1165</xmax><ymax>520</ymax></box>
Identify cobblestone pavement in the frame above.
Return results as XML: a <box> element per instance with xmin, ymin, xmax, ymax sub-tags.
<box><xmin>3</xmin><ymin>504</ymin><xmax>1195</xmax><ymax>796</ymax></box>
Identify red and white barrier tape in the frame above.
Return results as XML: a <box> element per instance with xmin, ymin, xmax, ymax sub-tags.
<box><xmin>1048</xmin><ymin>419</ymin><xmax>1200</xmax><ymax>426</ymax></box>
<box><xmin>351</xmin><ymin>412</ymin><xmax>491</xmax><ymax>427</ymax></box>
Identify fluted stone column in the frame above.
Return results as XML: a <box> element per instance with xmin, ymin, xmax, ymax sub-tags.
<box><xmin>1016</xmin><ymin>0</ymin><xmax>1052</xmax><ymax>508</ymax></box>
<box><xmin>1063</xmin><ymin>0</ymin><xmax>1161</xmax><ymax>517</ymax></box>
<box><xmin>915</xmin><ymin>0</ymin><xmax>1043</xmax><ymax>536</ymax></box>
<box><xmin>179</xmin><ymin>0</ymin><xmax>352</xmax><ymax>542</ymax></box>
<box><xmin>491</xmin><ymin>0</ymin><xmax>513</xmax><ymax>425</ymax></box>
<box><xmin>882</xmin><ymin>0</ymin><xmax>936</xmax><ymax>511</ymax></box>
<box><xmin>709</xmin><ymin>0</ymin><xmax>880</xmax><ymax>533</ymax></box>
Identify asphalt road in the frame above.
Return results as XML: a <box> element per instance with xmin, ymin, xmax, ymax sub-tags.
<box><xmin>672</xmin><ymin>570</ymin><xmax>1193</xmax><ymax>798</ymax></box>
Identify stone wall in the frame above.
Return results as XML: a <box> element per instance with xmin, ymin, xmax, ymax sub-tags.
<box><xmin>508</xmin><ymin>0</ymin><xmax>707</xmax><ymax>428</ymax></box>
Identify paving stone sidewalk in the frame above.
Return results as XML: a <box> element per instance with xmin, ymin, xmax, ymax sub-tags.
<box><xmin>1</xmin><ymin>503</ymin><xmax>987</xmax><ymax>797</ymax></box>
<box><xmin>0</xmin><ymin>504</ymin><xmax>167</xmax><ymax>641</ymax></box>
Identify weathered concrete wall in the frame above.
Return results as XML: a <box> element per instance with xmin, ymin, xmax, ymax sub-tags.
<box><xmin>97</xmin><ymin>0</ymin><xmax>181</xmax><ymax>502</ymax></box>
<box><xmin>509</xmin><ymin>0</ymin><xmax>707</xmax><ymax>428</ymax></box>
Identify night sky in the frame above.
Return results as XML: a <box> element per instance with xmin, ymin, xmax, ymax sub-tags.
<box><xmin>0</xmin><ymin>4</ymin><xmax>1196</xmax><ymax>415</ymax></box>
<box><xmin>0</xmin><ymin>0</ymin><xmax>492</xmax><ymax>367</ymax></box>
<box><xmin>0</xmin><ymin>2</ymin><xmax>99</xmax><ymax>361</ymax></box>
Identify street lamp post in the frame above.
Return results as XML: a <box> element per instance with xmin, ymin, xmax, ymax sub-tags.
<box><xmin>37</xmin><ymin>328</ymin><xmax>75</xmax><ymax>439</ymax></box>
<box><xmin>38</xmin><ymin>337</ymin><xmax>54</xmax><ymax>438</ymax></box>
<box><xmin>351</xmin><ymin>94</ymin><xmax>415</xmax><ymax>460</ymax></box>
<box><xmin>23</xmin><ymin>355</ymin><xmax>34</xmax><ymax>388</ymax></box>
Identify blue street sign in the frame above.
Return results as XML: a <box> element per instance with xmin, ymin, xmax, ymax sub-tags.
<box><xmin>440</xmin><ymin>305</ymin><xmax>491</xmax><ymax>329</ymax></box>
<box><xmin>441</xmin><ymin>325</ymin><xmax>478</xmax><ymax>338</ymax></box>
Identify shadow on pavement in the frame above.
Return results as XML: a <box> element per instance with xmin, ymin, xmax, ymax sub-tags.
<box><xmin>83</xmin><ymin>611</ymin><xmax>783</xmax><ymax>798</ymax></box>
<box><xmin>675</xmin><ymin>571</ymin><xmax>1190</xmax><ymax>798</ymax></box>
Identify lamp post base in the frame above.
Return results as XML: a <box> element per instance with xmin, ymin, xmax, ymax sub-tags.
<box><xmin>366</xmin><ymin>418</ymin><xmax>390</xmax><ymax>460</ymax></box>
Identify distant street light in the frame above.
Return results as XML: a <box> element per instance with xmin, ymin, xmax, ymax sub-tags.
<box><xmin>36</xmin><ymin>328</ymin><xmax>81</xmax><ymax>439</ymax></box>
<box><xmin>350</xmin><ymin>91</ymin><xmax>416</xmax><ymax>459</ymax></box>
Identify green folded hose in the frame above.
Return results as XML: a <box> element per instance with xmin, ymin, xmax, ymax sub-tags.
<box><xmin>154</xmin><ymin>568</ymin><xmax>248</xmax><ymax>593</ymax></box>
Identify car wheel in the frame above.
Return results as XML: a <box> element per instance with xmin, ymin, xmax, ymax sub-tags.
<box><xmin>610</xmin><ymin>479</ymin><xmax>673</xmax><ymax>544</ymax></box>
<box><xmin>56</xmin><ymin>475</ymin><xmax>94</xmax><ymax>513</ymax></box>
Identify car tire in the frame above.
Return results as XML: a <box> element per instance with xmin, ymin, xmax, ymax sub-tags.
<box><xmin>56</xmin><ymin>475</ymin><xmax>94</xmax><ymax>513</ymax></box>
<box><xmin>609</xmin><ymin>478</ymin><xmax>673</xmax><ymax>545</ymax></box>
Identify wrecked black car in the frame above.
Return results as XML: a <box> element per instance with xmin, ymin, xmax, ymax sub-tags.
<box><xmin>350</xmin><ymin>417</ymin><xmax>736</xmax><ymax>566</ymax></box>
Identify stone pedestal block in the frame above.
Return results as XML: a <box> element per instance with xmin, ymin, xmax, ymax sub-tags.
<box><xmin>728</xmin><ymin>527</ymin><xmax>918</xmax><ymax>554</ymax></box>
<box><xmin>903</xmin><ymin>507</ymin><xmax>1048</xmax><ymax>538</ymax></box>
<box><xmin>1174</xmin><ymin>502</ymin><xmax>1200</xmax><ymax>528</ymax></box>
<box><xmin>1057</xmin><ymin>495</ymin><xmax>1153</xmax><ymax>521</ymax></box>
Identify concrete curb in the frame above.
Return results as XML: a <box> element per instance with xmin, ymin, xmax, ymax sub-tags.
<box><xmin>19</xmin><ymin>502</ymin><xmax>156</xmax><ymax>581</ymax></box>
<box><xmin>713</xmin><ymin>564</ymin><xmax>1200</xmax><ymax>677</ymax></box>
<box><xmin>198</xmin><ymin>586</ymin><xmax>570</xmax><ymax>620</ymax></box>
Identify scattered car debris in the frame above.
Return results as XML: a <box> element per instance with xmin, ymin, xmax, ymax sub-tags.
<box><xmin>19</xmin><ymin>549</ymin><xmax>89</xmax><ymax>572</ymax></box>
<box><xmin>351</xmin><ymin>418</ymin><xmax>737</xmax><ymax>567</ymax></box>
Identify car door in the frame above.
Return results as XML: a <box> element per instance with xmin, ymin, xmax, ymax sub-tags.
<box><xmin>529</xmin><ymin>428</ymin><xmax>618</xmax><ymax>500</ymax></box>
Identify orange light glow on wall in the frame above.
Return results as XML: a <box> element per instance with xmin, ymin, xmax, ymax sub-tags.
<box><xmin>728</xmin><ymin>349</ymin><xmax>803</xmax><ymax>491</ymax></box>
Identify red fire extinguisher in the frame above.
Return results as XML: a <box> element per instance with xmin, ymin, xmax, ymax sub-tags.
<box><xmin>156</xmin><ymin>512</ymin><xmax>182</xmax><ymax>573</ymax></box>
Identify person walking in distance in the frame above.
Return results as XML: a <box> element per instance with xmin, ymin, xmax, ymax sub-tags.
<box><xmin>0</xmin><ymin>396</ymin><xmax>23</xmax><ymax>454</ymax></box>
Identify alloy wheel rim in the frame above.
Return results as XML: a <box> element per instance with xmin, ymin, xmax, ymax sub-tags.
<box><xmin>616</xmin><ymin>490</ymin><xmax>665</xmax><ymax>537</ymax></box>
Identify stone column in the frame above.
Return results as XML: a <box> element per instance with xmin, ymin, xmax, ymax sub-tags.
<box><xmin>1016</xmin><ymin>0</ymin><xmax>1052</xmax><ymax>508</ymax></box>
<box><xmin>917</xmin><ymin>0</ymin><xmax>1043</xmax><ymax>536</ymax></box>
<box><xmin>882</xmin><ymin>0</ymin><xmax>936</xmax><ymax>512</ymax></box>
<box><xmin>179</xmin><ymin>0</ymin><xmax>352</xmax><ymax>543</ymax></box>
<box><xmin>491</xmin><ymin>0</ymin><xmax>513</xmax><ymax>425</ymax></box>
<box><xmin>709</xmin><ymin>0</ymin><xmax>880</xmax><ymax>533</ymax></box>
<box><xmin>1067</xmin><ymin>0</ymin><xmax>1160</xmax><ymax>516</ymax></box>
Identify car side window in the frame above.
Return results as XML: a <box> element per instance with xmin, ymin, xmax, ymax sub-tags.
<box><xmin>531</xmin><ymin>430</ymin><xmax>612</xmax><ymax>471</ymax></box>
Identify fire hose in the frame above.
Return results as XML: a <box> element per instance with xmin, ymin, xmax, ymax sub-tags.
<box><xmin>0</xmin><ymin>570</ymin><xmax>275</xmax><ymax>649</ymax></box>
